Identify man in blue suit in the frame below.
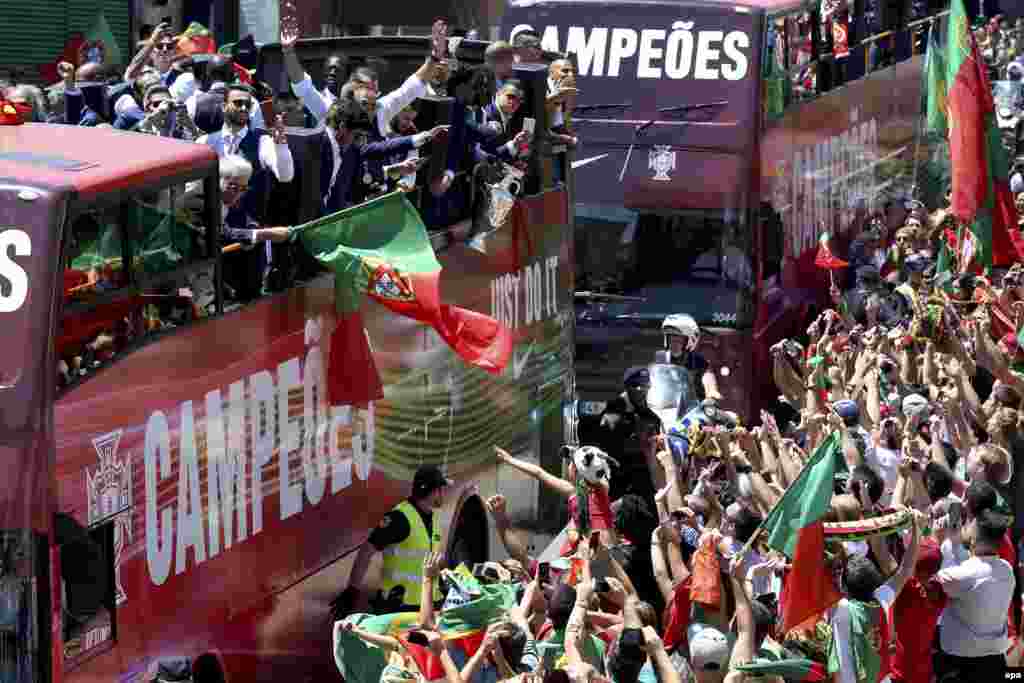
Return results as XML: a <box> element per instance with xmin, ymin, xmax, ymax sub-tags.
<box><xmin>318</xmin><ymin>97</ymin><xmax>449</xmax><ymax>216</ymax></box>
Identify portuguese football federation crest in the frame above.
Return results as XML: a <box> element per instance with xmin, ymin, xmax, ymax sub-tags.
<box><xmin>366</xmin><ymin>260</ymin><xmax>417</xmax><ymax>303</ymax></box>
<box><xmin>649</xmin><ymin>146</ymin><xmax>676</xmax><ymax>181</ymax></box>
<box><xmin>85</xmin><ymin>429</ymin><xmax>132</xmax><ymax>606</ymax></box>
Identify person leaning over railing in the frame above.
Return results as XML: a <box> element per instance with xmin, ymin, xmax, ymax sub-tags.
<box><xmin>317</xmin><ymin>97</ymin><xmax>449</xmax><ymax>217</ymax></box>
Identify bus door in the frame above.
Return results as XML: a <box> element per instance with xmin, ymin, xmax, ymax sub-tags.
<box><xmin>0</xmin><ymin>182</ymin><xmax>66</xmax><ymax>683</ymax></box>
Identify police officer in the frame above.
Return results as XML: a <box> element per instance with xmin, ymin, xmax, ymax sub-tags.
<box><xmin>336</xmin><ymin>464</ymin><xmax>452</xmax><ymax>615</ymax></box>
<box><xmin>655</xmin><ymin>314</ymin><xmax>709</xmax><ymax>407</ymax></box>
<box><xmin>594</xmin><ymin>367</ymin><xmax>662</xmax><ymax>501</ymax></box>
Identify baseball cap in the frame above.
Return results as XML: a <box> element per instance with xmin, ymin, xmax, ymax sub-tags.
<box><xmin>413</xmin><ymin>464</ymin><xmax>453</xmax><ymax>497</ymax></box>
<box><xmin>624</xmin><ymin>366</ymin><xmax>651</xmax><ymax>388</ymax></box>
<box><xmin>833</xmin><ymin>399</ymin><xmax>860</xmax><ymax>424</ymax></box>
<box><xmin>513</xmin><ymin>30</ymin><xmax>542</xmax><ymax>49</ymax></box>
<box><xmin>151</xmin><ymin>658</ymin><xmax>192</xmax><ymax>682</ymax></box>
<box><xmin>901</xmin><ymin>393</ymin><xmax>931</xmax><ymax>418</ymax></box>
<box><xmin>904</xmin><ymin>254</ymin><xmax>933</xmax><ymax>274</ymax></box>
<box><xmin>688</xmin><ymin>623</ymin><xmax>730</xmax><ymax>672</ymax></box>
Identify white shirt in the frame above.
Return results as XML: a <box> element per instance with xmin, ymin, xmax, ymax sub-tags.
<box><xmin>865</xmin><ymin>445</ymin><xmax>900</xmax><ymax>507</ymax></box>
<box><xmin>196</xmin><ymin>126</ymin><xmax>294</xmax><ymax>183</ymax></box>
<box><xmin>291</xmin><ymin>70</ymin><xmax>428</xmax><ymax>137</ymax></box>
<box><xmin>547</xmin><ymin>77</ymin><xmax>565</xmax><ymax>128</ymax></box>
<box><xmin>114</xmin><ymin>93</ymin><xmax>142</xmax><ymax>119</ymax></box>
<box><xmin>938</xmin><ymin>555</ymin><xmax>1015</xmax><ymax>657</ymax></box>
<box><xmin>831</xmin><ymin>584</ymin><xmax>896</xmax><ymax>683</ymax></box>
<box><xmin>167</xmin><ymin>71</ymin><xmax>197</xmax><ymax>104</ymax></box>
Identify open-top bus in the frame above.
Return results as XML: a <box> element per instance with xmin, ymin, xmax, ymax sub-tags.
<box><xmin>501</xmin><ymin>0</ymin><xmax>946</xmax><ymax>419</ymax></box>
<box><xmin>0</xmin><ymin>37</ymin><xmax>574</xmax><ymax>683</ymax></box>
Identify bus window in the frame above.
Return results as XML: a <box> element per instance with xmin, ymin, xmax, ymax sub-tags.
<box><xmin>57</xmin><ymin>181</ymin><xmax>217</xmax><ymax>393</ymax></box>
<box><xmin>127</xmin><ymin>182</ymin><xmax>212</xmax><ymax>279</ymax></box>
<box><xmin>787</xmin><ymin>13</ymin><xmax>818</xmax><ymax>104</ymax></box>
<box><xmin>55</xmin><ymin>513</ymin><xmax>115</xmax><ymax>660</ymax></box>
<box><xmin>764</xmin><ymin>19</ymin><xmax>791</xmax><ymax>121</ymax></box>
<box><xmin>63</xmin><ymin>210</ymin><xmax>129</xmax><ymax>305</ymax></box>
<box><xmin>576</xmin><ymin>206</ymin><xmax>755</xmax><ymax>334</ymax></box>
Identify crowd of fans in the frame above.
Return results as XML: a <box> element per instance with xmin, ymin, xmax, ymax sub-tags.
<box><xmin>334</xmin><ymin>18</ymin><xmax>1024</xmax><ymax>683</ymax></box>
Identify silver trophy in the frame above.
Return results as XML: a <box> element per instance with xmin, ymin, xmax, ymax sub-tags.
<box><xmin>487</xmin><ymin>163</ymin><xmax>525</xmax><ymax>228</ymax></box>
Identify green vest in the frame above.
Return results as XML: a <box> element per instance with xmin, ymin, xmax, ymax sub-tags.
<box><xmin>379</xmin><ymin>501</ymin><xmax>442</xmax><ymax>606</ymax></box>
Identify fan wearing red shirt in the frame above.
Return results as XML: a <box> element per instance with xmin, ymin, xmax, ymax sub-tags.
<box><xmin>890</xmin><ymin>537</ymin><xmax>946</xmax><ymax>683</ymax></box>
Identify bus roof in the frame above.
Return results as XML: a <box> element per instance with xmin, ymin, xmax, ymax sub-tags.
<box><xmin>503</xmin><ymin>0</ymin><xmax>803</xmax><ymax>13</ymax></box>
<box><xmin>0</xmin><ymin>123</ymin><xmax>218</xmax><ymax>201</ymax></box>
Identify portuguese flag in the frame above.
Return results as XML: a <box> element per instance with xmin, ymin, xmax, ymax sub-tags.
<box><xmin>762</xmin><ymin>431</ymin><xmax>843</xmax><ymax>633</ymax></box>
<box><xmin>298</xmin><ymin>191</ymin><xmax>513</xmax><ymax>406</ymax></box>
<box><xmin>924</xmin><ymin>25</ymin><xmax>947</xmax><ymax>136</ymax></box>
<box><xmin>944</xmin><ymin>0</ymin><xmax>1020</xmax><ymax>268</ymax></box>
<box><xmin>332</xmin><ymin>577</ymin><xmax>517</xmax><ymax>682</ymax></box>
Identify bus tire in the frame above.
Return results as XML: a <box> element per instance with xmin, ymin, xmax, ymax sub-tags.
<box><xmin>192</xmin><ymin>652</ymin><xmax>226</xmax><ymax>683</ymax></box>
<box><xmin>446</xmin><ymin>495</ymin><xmax>489</xmax><ymax>569</ymax></box>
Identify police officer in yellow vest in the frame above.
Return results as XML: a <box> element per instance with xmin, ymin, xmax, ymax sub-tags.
<box><xmin>339</xmin><ymin>464</ymin><xmax>452</xmax><ymax>615</ymax></box>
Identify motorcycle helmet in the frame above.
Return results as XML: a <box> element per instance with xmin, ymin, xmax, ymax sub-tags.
<box><xmin>662</xmin><ymin>313</ymin><xmax>700</xmax><ymax>352</ymax></box>
<box><xmin>1008</xmin><ymin>62</ymin><xmax>1024</xmax><ymax>81</ymax></box>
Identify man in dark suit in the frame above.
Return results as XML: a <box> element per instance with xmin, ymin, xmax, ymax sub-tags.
<box><xmin>478</xmin><ymin>80</ymin><xmax>528</xmax><ymax>155</ymax></box>
<box><xmin>318</xmin><ymin>97</ymin><xmax>449</xmax><ymax>216</ymax></box>
<box><xmin>218</xmin><ymin>154</ymin><xmax>292</xmax><ymax>301</ymax></box>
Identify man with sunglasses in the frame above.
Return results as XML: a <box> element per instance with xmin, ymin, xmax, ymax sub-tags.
<box><xmin>123</xmin><ymin>22</ymin><xmax>197</xmax><ymax>104</ymax></box>
<box><xmin>196</xmin><ymin>83</ymin><xmax>294</xmax><ymax>223</ymax></box>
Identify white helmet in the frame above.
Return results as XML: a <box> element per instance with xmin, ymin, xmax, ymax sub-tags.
<box><xmin>662</xmin><ymin>314</ymin><xmax>700</xmax><ymax>352</ymax></box>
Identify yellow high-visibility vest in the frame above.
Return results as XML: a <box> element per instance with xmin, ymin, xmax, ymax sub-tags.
<box><xmin>379</xmin><ymin>501</ymin><xmax>442</xmax><ymax>606</ymax></box>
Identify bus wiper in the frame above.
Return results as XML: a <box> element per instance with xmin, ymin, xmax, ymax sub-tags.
<box><xmin>572</xmin><ymin>102</ymin><xmax>632</xmax><ymax>113</ymax></box>
<box><xmin>619</xmin><ymin>119</ymin><xmax>657</xmax><ymax>182</ymax></box>
<box><xmin>658</xmin><ymin>100</ymin><xmax>729</xmax><ymax>113</ymax></box>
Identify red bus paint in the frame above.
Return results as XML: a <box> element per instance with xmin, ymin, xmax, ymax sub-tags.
<box><xmin>0</xmin><ymin>98</ymin><xmax>573</xmax><ymax>681</ymax></box>
<box><xmin>501</xmin><ymin>0</ymin><xmax>934</xmax><ymax>418</ymax></box>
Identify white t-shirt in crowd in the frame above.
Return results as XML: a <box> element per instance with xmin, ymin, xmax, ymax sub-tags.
<box><xmin>831</xmin><ymin>584</ymin><xmax>896</xmax><ymax>683</ymax></box>
<box><xmin>938</xmin><ymin>555</ymin><xmax>1015</xmax><ymax>658</ymax></box>
<box><xmin>865</xmin><ymin>445</ymin><xmax>900</xmax><ymax>507</ymax></box>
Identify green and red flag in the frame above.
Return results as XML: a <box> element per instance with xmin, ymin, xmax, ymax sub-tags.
<box><xmin>924</xmin><ymin>25</ymin><xmax>948</xmax><ymax>136</ymax></box>
<box><xmin>298</xmin><ymin>192</ymin><xmax>513</xmax><ymax>406</ymax></box>
<box><xmin>332</xmin><ymin>579</ymin><xmax>518</xmax><ymax>681</ymax></box>
<box><xmin>762</xmin><ymin>431</ymin><xmax>843</xmax><ymax>633</ymax></box>
<box><xmin>944</xmin><ymin>0</ymin><xmax>1021</xmax><ymax>268</ymax></box>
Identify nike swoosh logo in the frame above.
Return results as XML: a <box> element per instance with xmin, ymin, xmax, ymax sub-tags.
<box><xmin>512</xmin><ymin>342</ymin><xmax>535</xmax><ymax>380</ymax></box>
<box><xmin>572</xmin><ymin>154</ymin><xmax>609</xmax><ymax>169</ymax></box>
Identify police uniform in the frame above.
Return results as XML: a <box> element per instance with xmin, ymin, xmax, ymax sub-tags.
<box><xmin>595</xmin><ymin>367</ymin><xmax>662</xmax><ymax>502</ymax></box>
<box><xmin>368</xmin><ymin>465</ymin><xmax>451</xmax><ymax>613</ymax></box>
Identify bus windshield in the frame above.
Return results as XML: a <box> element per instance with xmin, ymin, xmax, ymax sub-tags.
<box><xmin>577</xmin><ymin>204</ymin><xmax>753</xmax><ymax>329</ymax></box>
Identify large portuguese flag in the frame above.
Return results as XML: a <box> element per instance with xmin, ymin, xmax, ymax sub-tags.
<box><xmin>944</xmin><ymin>0</ymin><xmax>1020</xmax><ymax>268</ymax></box>
<box><xmin>297</xmin><ymin>191</ymin><xmax>513</xmax><ymax>406</ymax></box>
<box><xmin>762</xmin><ymin>431</ymin><xmax>843</xmax><ymax>634</ymax></box>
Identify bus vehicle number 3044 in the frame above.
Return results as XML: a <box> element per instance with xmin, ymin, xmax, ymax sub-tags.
<box><xmin>711</xmin><ymin>312</ymin><xmax>737</xmax><ymax>325</ymax></box>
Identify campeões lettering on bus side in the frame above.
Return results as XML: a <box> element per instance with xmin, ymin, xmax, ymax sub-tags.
<box><xmin>509</xmin><ymin>23</ymin><xmax>750</xmax><ymax>80</ymax></box>
<box><xmin>142</xmin><ymin>341</ymin><xmax>376</xmax><ymax>586</ymax></box>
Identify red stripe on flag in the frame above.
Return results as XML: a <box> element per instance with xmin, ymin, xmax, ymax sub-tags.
<box><xmin>780</xmin><ymin>521</ymin><xmax>841</xmax><ymax>634</ymax></box>
<box><xmin>327</xmin><ymin>310</ymin><xmax>384</xmax><ymax>406</ymax></box>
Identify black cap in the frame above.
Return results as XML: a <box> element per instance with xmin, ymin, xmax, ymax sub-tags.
<box><xmin>623</xmin><ymin>366</ymin><xmax>651</xmax><ymax>388</ymax></box>
<box><xmin>413</xmin><ymin>464</ymin><xmax>452</xmax><ymax>497</ymax></box>
<box><xmin>153</xmin><ymin>658</ymin><xmax>192</xmax><ymax>682</ymax></box>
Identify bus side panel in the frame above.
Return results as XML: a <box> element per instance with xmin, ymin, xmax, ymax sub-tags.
<box><xmin>55</xmin><ymin>189</ymin><xmax>574</xmax><ymax>680</ymax></box>
<box><xmin>760</xmin><ymin>56</ymin><xmax>925</xmax><ymax>302</ymax></box>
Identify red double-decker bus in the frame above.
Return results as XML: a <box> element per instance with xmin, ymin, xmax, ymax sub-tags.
<box><xmin>0</xmin><ymin>37</ymin><xmax>574</xmax><ymax>683</ymax></box>
<box><xmin>501</xmin><ymin>0</ymin><xmax>946</xmax><ymax>419</ymax></box>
